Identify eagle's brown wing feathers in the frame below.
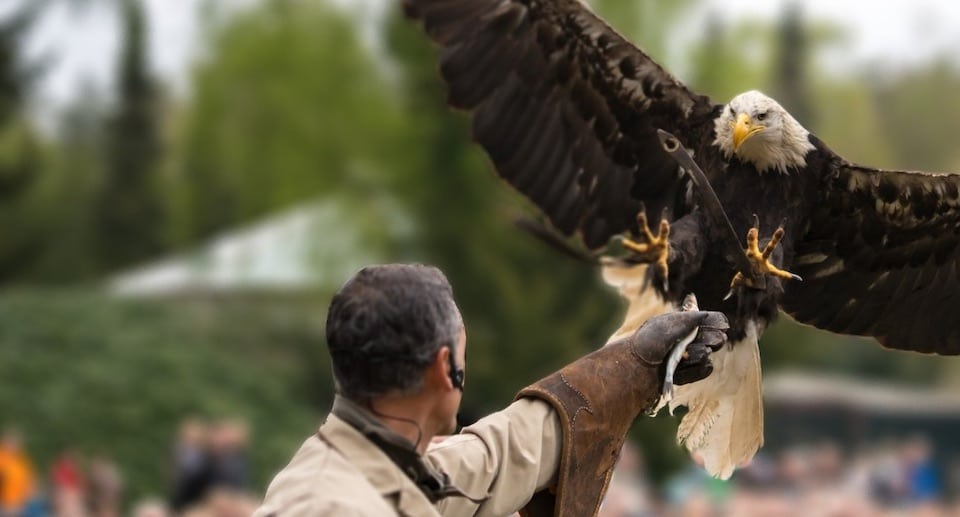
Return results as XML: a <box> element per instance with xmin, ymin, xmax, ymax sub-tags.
<box><xmin>784</xmin><ymin>161</ymin><xmax>960</xmax><ymax>354</ymax></box>
<box><xmin>404</xmin><ymin>0</ymin><xmax>715</xmax><ymax>248</ymax></box>
<box><xmin>407</xmin><ymin>0</ymin><xmax>960</xmax><ymax>356</ymax></box>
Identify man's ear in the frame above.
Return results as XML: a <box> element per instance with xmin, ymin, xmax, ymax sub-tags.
<box><xmin>426</xmin><ymin>346</ymin><xmax>453</xmax><ymax>391</ymax></box>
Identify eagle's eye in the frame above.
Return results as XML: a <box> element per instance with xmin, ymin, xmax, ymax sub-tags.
<box><xmin>756</xmin><ymin>111</ymin><xmax>768</xmax><ymax>121</ymax></box>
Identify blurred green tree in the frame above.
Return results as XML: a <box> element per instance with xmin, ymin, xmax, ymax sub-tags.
<box><xmin>869</xmin><ymin>60</ymin><xmax>960</xmax><ymax>172</ymax></box>
<box><xmin>687</xmin><ymin>15</ymin><xmax>768</xmax><ymax>102</ymax></box>
<box><xmin>93</xmin><ymin>0</ymin><xmax>166</xmax><ymax>272</ymax></box>
<box><xmin>772</xmin><ymin>2</ymin><xmax>814</xmax><ymax>128</ymax></box>
<box><xmin>590</xmin><ymin>0</ymin><xmax>696</xmax><ymax>64</ymax></box>
<box><xmin>23</xmin><ymin>83</ymin><xmax>107</xmax><ymax>283</ymax></box>
<box><xmin>0</xmin><ymin>5</ymin><xmax>48</xmax><ymax>284</ymax></box>
<box><xmin>171</xmin><ymin>0</ymin><xmax>407</xmax><ymax>248</ymax></box>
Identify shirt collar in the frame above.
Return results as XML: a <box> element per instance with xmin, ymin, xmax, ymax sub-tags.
<box><xmin>321</xmin><ymin>412</ymin><xmax>435</xmax><ymax>515</ymax></box>
<box><xmin>331</xmin><ymin>396</ymin><xmax>421</xmax><ymax>457</ymax></box>
<box><xmin>328</xmin><ymin>396</ymin><xmax>484</xmax><ymax>505</ymax></box>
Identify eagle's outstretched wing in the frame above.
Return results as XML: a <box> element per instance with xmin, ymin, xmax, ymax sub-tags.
<box><xmin>404</xmin><ymin>0</ymin><xmax>716</xmax><ymax>248</ymax></box>
<box><xmin>784</xmin><ymin>158</ymin><xmax>960</xmax><ymax>354</ymax></box>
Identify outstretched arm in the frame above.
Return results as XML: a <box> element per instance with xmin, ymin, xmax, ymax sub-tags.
<box><xmin>428</xmin><ymin>399</ymin><xmax>561</xmax><ymax>517</ymax></box>
<box><xmin>427</xmin><ymin>309</ymin><xmax>727</xmax><ymax>516</ymax></box>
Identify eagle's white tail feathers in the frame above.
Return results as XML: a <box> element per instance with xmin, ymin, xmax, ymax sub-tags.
<box><xmin>675</xmin><ymin>397</ymin><xmax>720</xmax><ymax>449</ymax></box>
<box><xmin>601</xmin><ymin>262</ymin><xmax>764</xmax><ymax>480</ymax></box>
<box><xmin>668</xmin><ymin>328</ymin><xmax>764</xmax><ymax>480</ymax></box>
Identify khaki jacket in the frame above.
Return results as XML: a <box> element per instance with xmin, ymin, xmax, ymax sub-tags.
<box><xmin>255</xmin><ymin>398</ymin><xmax>561</xmax><ymax>516</ymax></box>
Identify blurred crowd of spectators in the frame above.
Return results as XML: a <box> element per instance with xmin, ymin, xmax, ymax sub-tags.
<box><xmin>0</xmin><ymin>419</ymin><xmax>255</xmax><ymax>517</ymax></box>
<box><xmin>4</xmin><ymin>418</ymin><xmax>959</xmax><ymax>517</ymax></box>
<box><xmin>0</xmin><ymin>429</ymin><xmax>122</xmax><ymax>517</ymax></box>
<box><xmin>601</xmin><ymin>436</ymin><xmax>953</xmax><ymax>517</ymax></box>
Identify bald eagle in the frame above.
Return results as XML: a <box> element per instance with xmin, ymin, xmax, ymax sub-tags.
<box><xmin>404</xmin><ymin>0</ymin><xmax>960</xmax><ymax>478</ymax></box>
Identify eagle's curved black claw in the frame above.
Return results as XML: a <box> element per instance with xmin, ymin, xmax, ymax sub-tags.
<box><xmin>723</xmin><ymin>286</ymin><xmax>736</xmax><ymax>302</ymax></box>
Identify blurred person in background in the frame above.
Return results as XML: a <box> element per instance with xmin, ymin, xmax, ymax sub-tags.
<box><xmin>868</xmin><ymin>442</ymin><xmax>907</xmax><ymax>507</ymax></box>
<box><xmin>809</xmin><ymin>442</ymin><xmax>843</xmax><ymax>485</ymax></box>
<box><xmin>803</xmin><ymin>442</ymin><xmax>850</xmax><ymax>515</ymax></box>
<box><xmin>207</xmin><ymin>420</ymin><xmax>249</xmax><ymax>493</ymax></box>
<box><xmin>255</xmin><ymin>264</ymin><xmax>726</xmax><ymax>516</ymax></box>
<box><xmin>0</xmin><ymin>429</ymin><xmax>36</xmax><ymax>517</ymax></box>
<box><xmin>171</xmin><ymin>418</ymin><xmax>253</xmax><ymax>514</ymax></box>
<box><xmin>87</xmin><ymin>455</ymin><xmax>123</xmax><ymax>517</ymax></box>
<box><xmin>131</xmin><ymin>498</ymin><xmax>170</xmax><ymax>517</ymax></box>
<box><xmin>171</xmin><ymin>419</ymin><xmax>213</xmax><ymax>512</ymax></box>
<box><xmin>50</xmin><ymin>448</ymin><xmax>86</xmax><ymax>517</ymax></box>
<box><xmin>901</xmin><ymin>436</ymin><xmax>941</xmax><ymax>508</ymax></box>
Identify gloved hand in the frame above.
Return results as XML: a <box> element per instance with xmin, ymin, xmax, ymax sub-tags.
<box><xmin>516</xmin><ymin>295</ymin><xmax>729</xmax><ymax>517</ymax></box>
<box><xmin>622</xmin><ymin>308</ymin><xmax>729</xmax><ymax>386</ymax></box>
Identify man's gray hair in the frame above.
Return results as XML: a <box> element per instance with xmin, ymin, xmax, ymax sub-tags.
<box><xmin>325</xmin><ymin>264</ymin><xmax>462</xmax><ymax>400</ymax></box>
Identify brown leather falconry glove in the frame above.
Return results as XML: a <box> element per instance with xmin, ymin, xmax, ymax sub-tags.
<box><xmin>517</xmin><ymin>306</ymin><xmax>728</xmax><ymax>517</ymax></box>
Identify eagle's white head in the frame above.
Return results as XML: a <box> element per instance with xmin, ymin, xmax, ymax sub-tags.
<box><xmin>713</xmin><ymin>90</ymin><xmax>815</xmax><ymax>174</ymax></box>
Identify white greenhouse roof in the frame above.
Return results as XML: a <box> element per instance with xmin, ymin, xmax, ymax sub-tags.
<box><xmin>107</xmin><ymin>198</ymin><xmax>410</xmax><ymax>296</ymax></box>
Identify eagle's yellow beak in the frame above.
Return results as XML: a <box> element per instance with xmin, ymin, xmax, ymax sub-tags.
<box><xmin>732</xmin><ymin>112</ymin><xmax>764</xmax><ymax>151</ymax></box>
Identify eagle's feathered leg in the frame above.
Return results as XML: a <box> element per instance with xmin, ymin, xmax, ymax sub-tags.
<box><xmin>619</xmin><ymin>208</ymin><xmax>671</xmax><ymax>291</ymax></box>
<box><xmin>725</xmin><ymin>222</ymin><xmax>802</xmax><ymax>300</ymax></box>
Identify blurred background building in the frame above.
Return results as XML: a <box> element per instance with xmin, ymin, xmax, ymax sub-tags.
<box><xmin>3</xmin><ymin>0</ymin><xmax>960</xmax><ymax>515</ymax></box>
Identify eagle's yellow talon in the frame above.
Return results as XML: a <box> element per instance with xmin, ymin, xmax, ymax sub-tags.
<box><xmin>621</xmin><ymin>210</ymin><xmax>671</xmax><ymax>290</ymax></box>
<box><xmin>727</xmin><ymin>224</ymin><xmax>801</xmax><ymax>297</ymax></box>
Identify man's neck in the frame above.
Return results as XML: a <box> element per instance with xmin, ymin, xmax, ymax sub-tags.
<box><xmin>369</xmin><ymin>396</ymin><xmax>435</xmax><ymax>454</ymax></box>
<box><xmin>331</xmin><ymin>395</ymin><xmax>437</xmax><ymax>455</ymax></box>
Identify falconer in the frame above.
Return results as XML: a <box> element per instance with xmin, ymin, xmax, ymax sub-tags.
<box><xmin>254</xmin><ymin>264</ymin><xmax>727</xmax><ymax>516</ymax></box>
